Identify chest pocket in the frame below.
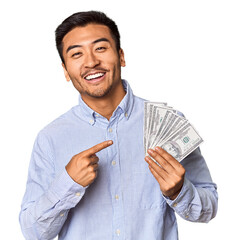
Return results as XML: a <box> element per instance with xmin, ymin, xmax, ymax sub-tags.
<box><xmin>122</xmin><ymin>157</ymin><xmax>166</xmax><ymax>210</ymax></box>
<box><xmin>131</xmin><ymin>170</ymin><xmax>166</xmax><ymax>209</ymax></box>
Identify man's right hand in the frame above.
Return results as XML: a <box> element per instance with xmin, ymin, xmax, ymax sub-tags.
<box><xmin>65</xmin><ymin>140</ymin><xmax>113</xmax><ymax>187</ymax></box>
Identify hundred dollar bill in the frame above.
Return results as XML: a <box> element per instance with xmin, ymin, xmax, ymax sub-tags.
<box><xmin>144</xmin><ymin>102</ymin><xmax>203</xmax><ymax>162</ymax></box>
<box><xmin>155</xmin><ymin>113</ymin><xmax>187</xmax><ymax>146</ymax></box>
<box><xmin>159</xmin><ymin>122</ymin><xmax>203</xmax><ymax>162</ymax></box>
<box><xmin>149</xmin><ymin>106</ymin><xmax>174</xmax><ymax>149</ymax></box>
<box><xmin>146</xmin><ymin>105</ymin><xmax>161</xmax><ymax>151</ymax></box>
<box><xmin>144</xmin><ymin>102</ymin><xmax>166</xmax><ymax>152</ymax></box>
<box><xmin>159</xmin><ymin>117</ymin><xmax>187</xmax><ymax>145</ymax></box>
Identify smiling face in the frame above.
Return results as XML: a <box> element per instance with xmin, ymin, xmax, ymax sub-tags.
<box><xmin>62</xmin><ymin>24</ymin><xmax>125</xmax><ymax>100</ymax></box>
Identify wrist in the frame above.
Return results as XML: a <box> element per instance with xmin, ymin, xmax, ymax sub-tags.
<box><xmin>168</xmin><ymin>191</ymin><xmax>180</xmax><ymax>200</ymax></box>
<box><xmin>167</xmin><ymin>186</ymin><xmax>183</xmax><ymax>200</ymax></box>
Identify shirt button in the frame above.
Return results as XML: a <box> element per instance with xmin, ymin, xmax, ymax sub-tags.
<box><xmin>76</xmin><ymin>192</ymin><xmax>81</xmax><ymax>197</ymax></box>
<box><xmin>60</xmin><ymin>213</ymin><xmax>64</xmax><ymax>217</ymax></box>
<box><xmin>116</xmin><ymin>229</ymin><xmax>120</xmax><ymax>236</ymax></box>
<box><xmin>185</xmin><ymin>215</ymin><xmax>189</xmax><ymax>219</ymax></box>
<box><xmin>173</xmin><ymin>203</ymin><xmax>178</xmax><ymax>207</ymax></box>
<box><xmin>112</xmin><ymin>160</ymin><xmax>116</xmax><ymax>166</ymax></box>
<box><xmin>125</xmin><ymin>112</ymin><xmax>128</xmax><ymax>117</ymax></box>
<box><xmin>89</xmin><ymin>119</ymin><xmax>94</xmax><ymax>124</ymax></box>
<box><xmin>115</xmin><ymin>195</ymin><xmax>119</xmax><ymax>200</ymax></box>
<box><xmin>108</xmin><ymin>128</ymin><xmax>113</xmax><ymax>133</ymax></box>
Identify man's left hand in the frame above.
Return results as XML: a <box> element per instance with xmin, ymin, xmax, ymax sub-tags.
<box><xmin>145</xmin><ymin>147</ymin><xmax>186</xmax><ymax>200</ymax></box>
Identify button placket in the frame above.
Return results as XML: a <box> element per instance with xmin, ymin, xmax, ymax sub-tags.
<box><xmin>116</xmin><ymin>229</ymin><xmax>120</xmax><ymax>236</ymax></box>
<box><xmin>106</xmin><ymin>121</ymin><xmax>124</xmax><ymax>238</ymax></box>
<box><xmin>173</xmin><ymin>202</ymin><xmax>178</xmax><ymax>207</ymax></box>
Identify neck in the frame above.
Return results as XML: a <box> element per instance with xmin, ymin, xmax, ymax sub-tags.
<box><xmin>81</xmin><ymin>81</ymin><xmax>126</xmax><ymax>120</ymax></box>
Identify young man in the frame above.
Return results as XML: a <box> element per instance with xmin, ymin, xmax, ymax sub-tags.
<box><xmin>19</xmin><ymin>11</ymin><xmax>218</xmax><ymax>240</ymax></box>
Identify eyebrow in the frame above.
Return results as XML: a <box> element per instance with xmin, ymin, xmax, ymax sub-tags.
<box><xmin>66</xmin><ymin>38</ymin><xmax>110</xmax><ymax>53</ymax></box>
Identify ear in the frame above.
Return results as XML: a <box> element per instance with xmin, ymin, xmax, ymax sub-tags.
<box><xmin>62</xmin><ymin>63</ymin><xmax>71</xmax><ymax>82</ymax></box>
<box><xmin>119</xmin><ymin>49</ymin><xmax>126</xmax><ymax>67</ymax></box>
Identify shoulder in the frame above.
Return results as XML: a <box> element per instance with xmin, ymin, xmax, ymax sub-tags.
<box><xmin>133</xmin><ymin>95</ymin><xmax>147</xmax><ymax>108</ymax></box>
<box><xmin>38</xmin><ymin>105</ymin><xmax>80</xmax><ymax>139</ymax></box>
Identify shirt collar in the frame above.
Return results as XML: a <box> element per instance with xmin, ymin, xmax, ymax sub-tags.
<box><xmin>117</xmin><ymin>79</ymin><xmax>134</xmax><ymax>119</ymax></box>
<box><xmin>76</xmin><ymin>80</ymin><xmax>134</xmax><ymax>124</ymax></box>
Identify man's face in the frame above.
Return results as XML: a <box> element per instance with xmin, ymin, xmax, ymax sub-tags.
<box><xmin>62</xmin><ymin>24</ymin><xmax>125</xmax><ymax>99</ymax></box>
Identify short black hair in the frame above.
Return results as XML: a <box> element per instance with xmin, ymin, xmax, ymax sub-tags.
<box><xmin>55</xmin><ymin>11</ymin><xmax>121</xmax><ymax>64</ymax></box>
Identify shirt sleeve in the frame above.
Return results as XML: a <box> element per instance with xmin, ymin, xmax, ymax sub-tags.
<box><xmin>19</xmin><ymin>131</ymin><xmax>87</xmax><ymax>240</ymax></box>
<box><xmin>165</xmin><ymin>147</ymin><xmax>218</xmax><ymax>223</ymax></box>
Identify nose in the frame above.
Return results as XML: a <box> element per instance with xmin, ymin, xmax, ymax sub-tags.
<box><xmin>84</xmin><ymin>51</ymin><xmax>100</xmax><ymax>68</ymax></box>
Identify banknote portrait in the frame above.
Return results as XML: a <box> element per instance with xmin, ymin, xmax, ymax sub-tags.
<box><xmin>162</xmin><ymin>141</ymin><xmax>181</xmax><ymax>159</ymax></box>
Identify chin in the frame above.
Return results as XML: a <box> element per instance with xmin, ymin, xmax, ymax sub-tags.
<box><xmin>86</xmin><ymin>85</ymin><xmax>113</xmax><ymax>98</ymax></box>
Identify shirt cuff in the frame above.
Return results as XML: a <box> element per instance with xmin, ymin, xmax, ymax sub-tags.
<box><xmin>164</xmin><ymin>177</ymin><xmax>195</xmax><ymax>214</ymax></box>
<box><xmin>47</xmin><ymin>168</ymin><xmax>87</xmax><ymax>207</ymax></box>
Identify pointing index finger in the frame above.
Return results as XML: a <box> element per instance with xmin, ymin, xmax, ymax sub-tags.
<box><xmin>84</xmin><ymin>140</ymin><xmax>113</xmax><ymax>156</ymax></box>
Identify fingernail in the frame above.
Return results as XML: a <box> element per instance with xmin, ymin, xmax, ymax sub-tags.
<box><xmin>155</xmin><ymin>146</ymin><xmax>162</xmax><ymax>152</ymax></box>
<box><xmin>147</xmin><ymin>149</ymin><xmax>154</xmax><ymax>155</ymax></box>
<box><xmin>108</xmin><ymin>140</ymin><xmax>113</xmax><ymax>145</ymax></box>
<box><xmin>145</xmin><ymin>156</ymin><xmax>150</xmax><ymax>162</ymax></box>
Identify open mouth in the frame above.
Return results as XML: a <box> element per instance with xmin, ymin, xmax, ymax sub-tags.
<box><xmin>84</xmin><ymin>72</ymin><xmax>106</xmax><ymax>82</ymax></box>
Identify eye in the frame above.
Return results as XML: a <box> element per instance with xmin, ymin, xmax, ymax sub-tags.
<box><xmin>96</xmin><ymin>46</ymin><xmax>106</xmax><ymax>52</ymax></box>
<box><xmin>71</xmin><ymin>52</ymin><xmax>82</xmax><ymax>58</ymax></box>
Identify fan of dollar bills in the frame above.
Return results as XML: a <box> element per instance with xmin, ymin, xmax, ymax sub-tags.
<box><xmin>144</xmin><ymin>102</ymin><xmax>203</xmax><ymax>162</ymax></box>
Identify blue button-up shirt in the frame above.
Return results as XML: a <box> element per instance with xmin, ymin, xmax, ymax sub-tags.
<box><xmin>20</xmin><ymin>80</ymin><xmax>218</xmax><ymax>240</ymax></box>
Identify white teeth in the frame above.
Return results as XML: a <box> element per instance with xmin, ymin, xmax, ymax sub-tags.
<box><xmin>85</xmin><ymin>72</ymin><xmax>105</xmax><ymax>80</ymax></box>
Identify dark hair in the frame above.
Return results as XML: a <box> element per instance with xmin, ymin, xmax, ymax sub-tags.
<box><xmin>55</xmin><ymin>11</ymin><xmax>121</xmax><ymax>64</ymax></box>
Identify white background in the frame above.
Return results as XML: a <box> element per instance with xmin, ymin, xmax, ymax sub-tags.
<box><xmin>1</xmin><ymin>0</ymin><xmax>236</xmax><ymax>239</ymax></box>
